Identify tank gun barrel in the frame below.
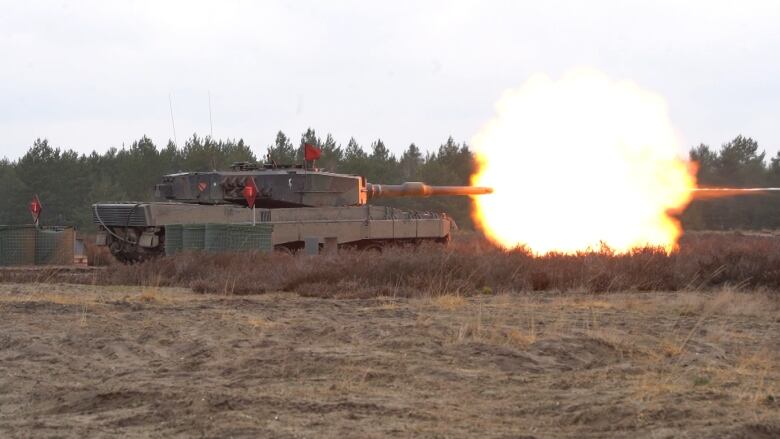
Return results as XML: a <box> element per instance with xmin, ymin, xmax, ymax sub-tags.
<box><xmin>366</xmin><ymin>182</ymin><xmax>493</xmax><ymax>199</ymax></box>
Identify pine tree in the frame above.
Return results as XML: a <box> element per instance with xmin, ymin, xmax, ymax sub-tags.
<box><xmin>266</xmin><ymin>131</ymin><xmax>296</xmax><ymax>164</ymax></box>
<box><xmin>716</xmin><ymin>135</ymin><xmax>765</xmax><ymax>186</ymax></box>
<box><xmin>367</xmin><ymin>139</ymin><xmax>399</xmax><ymax>182</ymax></box>
<box><xmin>319</xmin><ymin>133</ymin><xmax>343</xmax><ymax>171</ymax></box>
<box><xmin>399</xmin><ymin>143</ymin><xmax>423</xmax><ymax>180</ymax></box>
<box><xmin>340</xmin><ymin>137</ymin><xmax>368</xmax><ymax>175</ymax></box>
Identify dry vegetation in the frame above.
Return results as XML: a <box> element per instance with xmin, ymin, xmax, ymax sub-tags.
<box><xmin>1</xmin><ymin>231</ymin><xmax>779</xmax><ymax>437</ymax></box>
<box><xmin>18</xmin><ymin>231</ymin><xmax>777</xmax><ymax>297</ymax></box>
<box><xmin>0</xmin><ymin>283</ymin><xmax>778</xmax><ymax>437</ymax></box>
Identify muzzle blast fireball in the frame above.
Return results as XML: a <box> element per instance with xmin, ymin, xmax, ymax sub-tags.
<box><xmin>468</xmin><ymin>70</ymin><xmax>780</xmax><ymax>255</ymax></box>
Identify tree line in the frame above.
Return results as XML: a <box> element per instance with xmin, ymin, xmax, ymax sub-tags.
<box><xmin>684</xmin><ymin>135</ymin><xmax>780</xmax><ymax>230</ymax></box>
<box><xmin>0</xmin><ymin>129</ymin><xmax>476</xmax><ymax>229</ymax></box>
<box><xmin>0</xmin><ymin>131</ymin><xmax>777</xmax><ymax>232</ymax></box>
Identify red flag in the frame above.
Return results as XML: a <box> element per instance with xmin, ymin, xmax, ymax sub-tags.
<box><xmin>304</xmin><ymin>143</ymin><xmax>321</xmax><ymax>161</ymax></box>
<box><xmin>242</xmin><ymin>177</ymin><xmax>258</xmax><ymax>208</ymax></box>
<box><xmin>29</xmin><ymin>195</ymin><xmax>42</xmax><ymax>224</ymax></box>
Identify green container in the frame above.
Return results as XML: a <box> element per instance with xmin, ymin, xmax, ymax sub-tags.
<box><xmin>164</xmin><ymin>224</ymin><xmax>184</xmax><ymax>255</ymax></box>
<box><xmin>182</xmin><ymin>224</ymin><xmax>206</xmax><ymax>251</ymax></box>
<box><xmin>1</xmin><ymin>225</ymin><xmax>36</xmax><ymax>266</ymax></box>
<box><xmin>0</xmin><ymin>226</ymin><xmax>7</xmax><ymax>266</ymax></box>
<box><xmin>228</xmin><ymin>224</ymin><xmax>273</xmax><ymax>253</ymax></box>
<box><xmin>204</xmin><ymin>223</ymin><xmax>231</xmax><ymax>253</ymax></box>
<box><xmin>35</xmin><ymin>227</ymin><xmax>75</xmax><ymax>265</ymax></box>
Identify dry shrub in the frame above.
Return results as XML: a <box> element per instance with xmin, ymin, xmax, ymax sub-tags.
<box><xmin>665</xmin><ymin>289</ymin><xmax>780</xmax><ymax>318</ymax></box>
<box><xmin>433</xmin><ymin>294</ymin><xmax>467</xmax><ymax>311</ymax></box>
<box><xmin>138</xmin><ymin>289</ymin><xmax>159</xmax><ymax>303</ymax></box>
<box><xmin>82</xmin><ymin>235</ymin><xmax>113</xmax><ymax>267</ymax></box>
<box><xmin>88</xmin><ymin>232</ymin><xmax>780</xmax><ymax>297</ymax></box>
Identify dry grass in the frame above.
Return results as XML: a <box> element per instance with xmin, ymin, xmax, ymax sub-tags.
<box><xmin>81</xmin><ymin>234</ymin><xmax>114</xmax><ymax>267</ymax></box>
<box><xmin>2</xmin><ymin>281</ymin><xmax>778</xmax><ymax>437</ymax></box>
<box><xmin>4</xmin><ymin>232</ymin><xmax>780</xmax><ymax>301</ymax></box>
<box><xmin>138</xmin><ymin>288</ymin><xmax>160</xmax><ymax>303</ymax></box>
<box><xmin>245</xmin><ymin>316</ymin><xmax>278</xmax><ymax>330</ymax></box>
<box><xmin>63</xmin><ymin>232</ymin><xmax>780</xmax><ymax>298</ymax></box>
<box><xmin>432</xmin><ymin>294</ymin><xmax>467</xmax><ymax>311</ymax></box>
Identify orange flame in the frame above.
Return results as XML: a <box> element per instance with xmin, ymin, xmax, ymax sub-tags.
<box><xmin>471</xmin><ymin>70</ymin><xmax>697</xmax><ymax>254</ymax></box>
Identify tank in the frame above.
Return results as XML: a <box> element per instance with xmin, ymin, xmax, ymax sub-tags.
<box><xmin>92</xmin><ymin>162</ymin><xmax>492</xmax><ymax>262</ymax></box>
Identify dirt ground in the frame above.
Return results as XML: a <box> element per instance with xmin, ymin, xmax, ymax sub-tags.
<box><xmin>0</xmin><ymin>283</ymin><xmax>778</xmax><ymax>438</ymax></box>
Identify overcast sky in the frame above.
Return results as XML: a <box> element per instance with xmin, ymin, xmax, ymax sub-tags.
<box><xmin>1</xmin><ymin>0</ymin><xmax>779</xmax><ymax>160</ymax></box>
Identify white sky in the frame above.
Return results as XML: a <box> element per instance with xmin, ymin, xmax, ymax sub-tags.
<box><xmin>1</xmin><ymin>0</ymin><xmax>779</xmax><ymax>160</ymax></box>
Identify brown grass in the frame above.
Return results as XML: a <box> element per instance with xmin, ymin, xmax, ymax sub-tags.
<box><xmin>81</xmin><ymin>232</ymin><xmax>780</xmax><ymax>297</ymax></box>
<box><xmin>82</xmin><ymin>234</ymin><xmax>114</xmax><ymax>267</ymax></box>
<box><xmin>432</xmin><ymin>294</ymin><xmax>467</xmax><ymax>311</ymax></box>
<box><xmin>4</xmin><ymin>232</ymin><xmax>780</xmax><ymax>299</ymax></box>
<box><xmin>1</xmin><ymin>282</ymin><xmax>777</xmax><ymax>437</ymax></box>
<box><xmin>138</xmin><ymin>288</ymin><xmax>160</xmax><ymax>303</ymax></box>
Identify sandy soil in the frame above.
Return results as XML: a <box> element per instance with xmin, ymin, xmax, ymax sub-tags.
<box><xmin>0</xmin><ymin>283</ymin><xmax>778</xmax><ymax>438</ymax></box>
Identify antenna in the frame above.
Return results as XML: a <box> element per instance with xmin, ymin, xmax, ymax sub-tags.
<box><xmin>208</xmin><ymin>90</ymin><xmax>214</xmax><ymax>138</ymax></box>
<box><xmin>169</xmin><ymin>93</ymin><xmax>178</xmax><ymax>147</ymax></box>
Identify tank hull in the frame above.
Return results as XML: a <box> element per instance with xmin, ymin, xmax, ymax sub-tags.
<box><xmin>93</xmin><ymin>202</ymin><xmax>452</xmax><ymax>262</ymax></box>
